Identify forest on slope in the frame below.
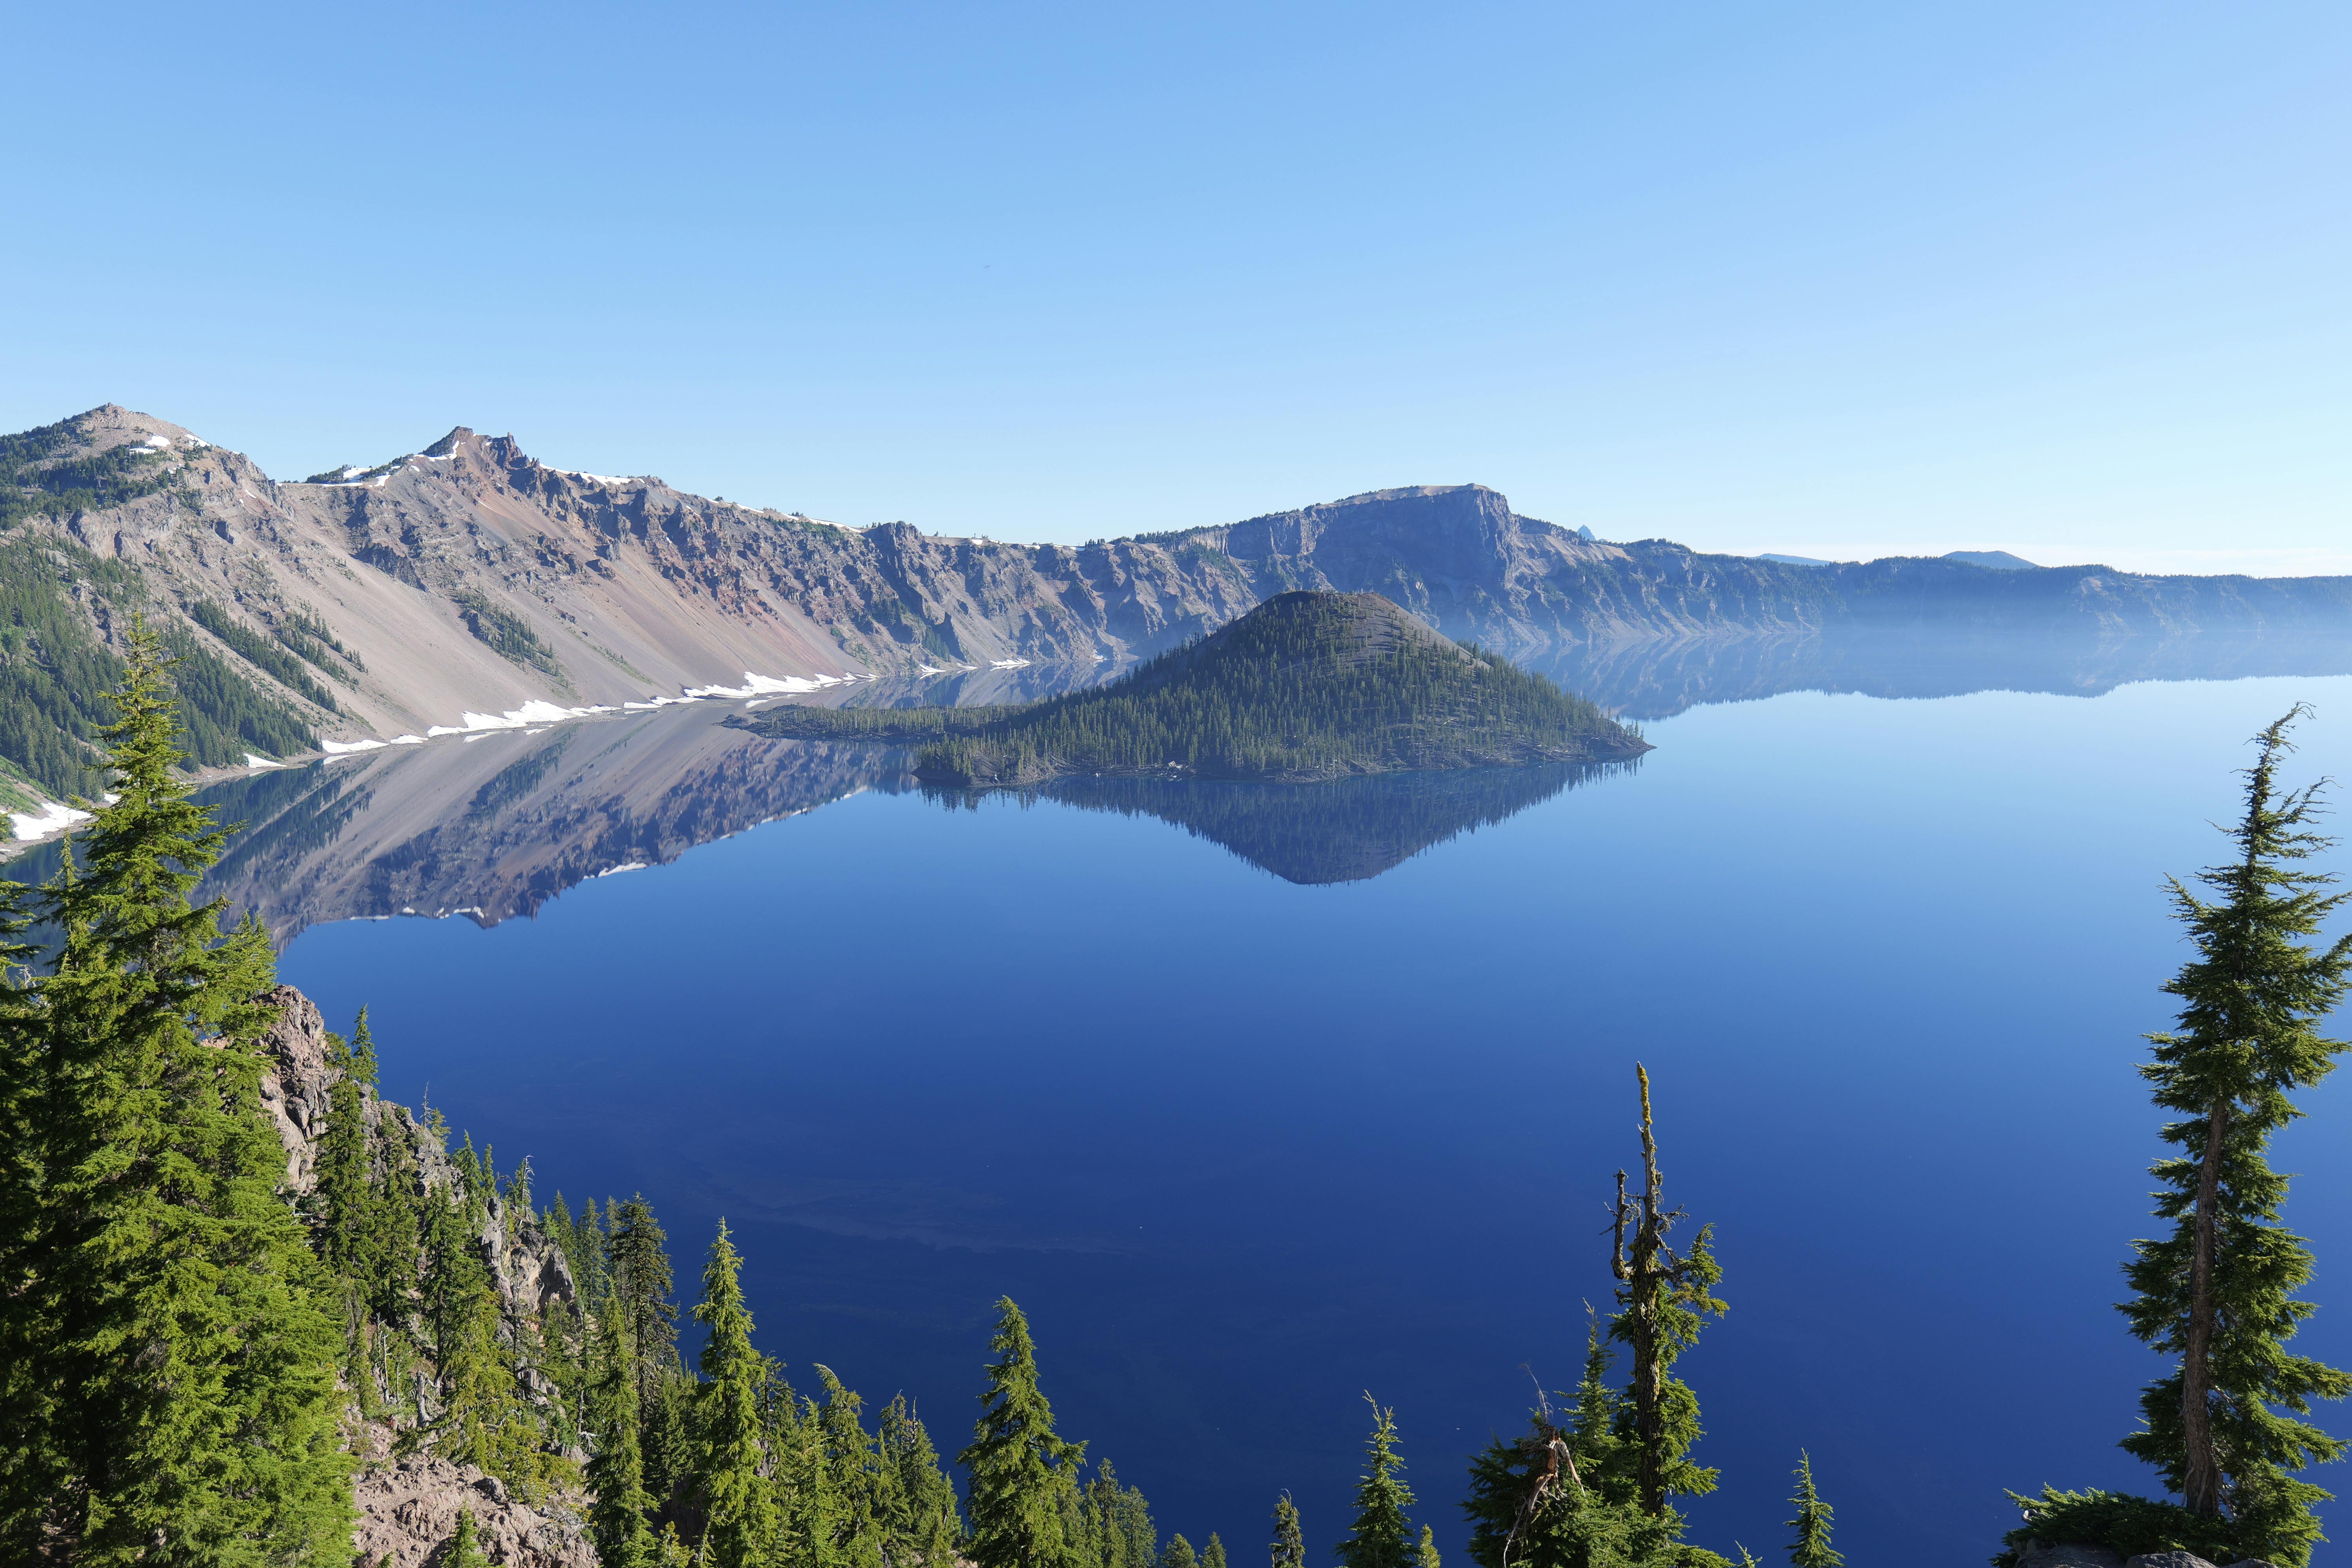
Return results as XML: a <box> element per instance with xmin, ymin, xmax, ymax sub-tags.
<box><xmin>735</xmin><ymin>592</ymin><xmax>1648</xmax><ymax>786</ymax></box>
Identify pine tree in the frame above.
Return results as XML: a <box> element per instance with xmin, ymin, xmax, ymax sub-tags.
<box><xmin>1208</xmin><ymin>1532</ymin><xmax>1234</xmax><ymax>1568</ymax></box>
<box><xmin>0</xmin><ymin>621</ymin><xmax>352</xmax><ymax>1560</ymax></box>
<box><xmin>961</xmin><ymin>1296</ymin><xmax>1087</xmax><ymax>1568</ymax></box>
<box><xmin>1167</xmin><ymin>1533</ymin><xmax>1201</xmax><ymax>1568</ymax></box>
<box><xmin>1335</xmin><ymin>1395</ymin><xmax>1416</xmax><ymax>1568</ymax></box>
<box><xmin>450</xmin><ymin>1505</ymin><xmax>492</xmax><ymax>1568</ymax></box>
<box><xmin>1077</xmin><ymin>1457</ymin><xmax>1156</xmax><ymax>1568</ymax></box>
<box><xmin>2119</xmin><ymin>708</ymin><xmax>2352</xmax><ymax>1563</ymax></box>
<box><xmin>1416</xmin><ymin>1526</ymin><xmax>1440</xmax><ymax>1568</ymax></box>
<box><xmin>881</xmin><ymin>1391</ymin><xmax>965</xmax><ymax>1564</ymax></box>
<box><xmin>1784</xmin><ymin>1454</ymin><xmax>1839</xmax><ymax>1568</ymax></box>
<box><xmin>1609</xmin><ymin>1066</ymin><xmax>1726</xmax><ymax>1518</ymax></box>
<box><xmin>1273</xmin><ymin>1492</ymin><xmax>1305</xmax><ymax>1568</ymax></box>
<box><xmin>589</xmin><ymin>1297</ymin><xmax>657</xmax><ymax>1568</ymax></box>
<box><xmin>315</xmin><ymin>1020</ymin><xmax>372</xmax><ymax>1272</ymax></box>
<box><xmin>610</xmin><ymin>1194</ymin><xmax>679</xmax><ymax>1437</ymax></box>
<box><xmin>696</xmin><ymin>1219</ymin><xmax>778</xmax><ymax>1568</ymax></box>
<box><xmin>817</xmin><ymin>1363</ymin><xmax>891</xmax><ymax>1568</ymax></box>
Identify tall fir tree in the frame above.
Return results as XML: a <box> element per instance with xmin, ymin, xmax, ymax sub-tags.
<box><xmin>880</xmin><ymin>1390</ymin><xmax>965</xmax><ymax>1564</ymax></box>
<box><xmin>1273</xmin><ymin>1492</ymin><xmax>1306</xmax><ymax>1568</ymax></box>
<box><xmin>696</xmin><ymin>1220</ymin><xmax>778</xmax><ymax>1568</ymax></box>
<box><xmin>314</xmin><ymin>1021</ymin><xmax>372</xmax><ymax>1272</ymax></box>
<box><xmin>610</xmin><ymin>1194</ymin><xmax>679</xmax><ymax>1439</ymax></box>
<box><xmin>1335</xmin><ymin>1396</ymin><xmax>1416</xmax><ymax>1568</ymax></box>
<box><xmin>1076</xmin><ymin>1457</ymin><xmax>1157</xmax><ymax>1568</ymax></box>
<box><xmin>816</xmin><ymin>1363</ymin><xmax>891</xmax><ymax>1568</ymax></box>
<box><xmin>1166</xmin><ymin>1533</ymin><xmax>1201</xmax><ymax>1568</ymax></box>
<box><xmin>1609</xmin><ymin>1066</ymin><xmax>1726</xmax><ymax>1519</ymax></box>
<box><xmin>1784</xmin><ymin>1455</ymin><xmax>1838</xmax><ymax>1568</ymax></box>
<box><xmin>2119</xmin><ymin>708</ymin><xmax>2352</xmax><ymax>1564</ymax></box>
<box><xmin>961</xmin><ymin>1296</ymin><xmax>1087</xmax><ymax>1568</ymax></box>
<box><xmin>1206</xmin><ymin>1532</ymin><xmax>1232</xmax><ymax>1568</ymax></box>
<box><xmin>0</xmin><ymin>621</ymin><xmax>352</xmax><ymax>1561</ymax></box>
<box><xmin>589</xmin><ymin>1303</ymin><xmax>657</xmax><ymax>1568</ymax></box>
<box><xmin>1417</xmin><ymin>1526</ymin><xmax>1440</xmax><ymax>1568</ymax></box>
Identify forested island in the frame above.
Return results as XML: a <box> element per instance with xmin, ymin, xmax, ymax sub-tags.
<box><xmin>0</xmin><ymin>633</ymin><xmax>2344</xmax><ymax>1568</ymax></box>
<box><xmin>730</xmin><ymin>592</ymin><xmax>1648</xmax><ymax>787</ymax></box>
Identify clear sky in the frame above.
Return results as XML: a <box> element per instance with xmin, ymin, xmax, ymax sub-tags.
<box><xmin>5</xmin><ymin>2</ymin><xmax>2346</xmax><ymax>573</ymax></box>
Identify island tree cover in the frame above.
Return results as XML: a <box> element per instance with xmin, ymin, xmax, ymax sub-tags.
<box><xmin>736</xmin><ymin>591</ymin><xmax>1647</xmax><ymax>786</ymax></box>
<box><xmin>2009</xmin><ymin>708</ymin><xmax>2352</xmax><ymax>1567</ymax></box>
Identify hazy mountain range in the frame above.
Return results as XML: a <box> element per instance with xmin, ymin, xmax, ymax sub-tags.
<box><xmin>5</xmin><ymin>401</ymin><xmax>2351</xmax><ymax>814</ymax></box>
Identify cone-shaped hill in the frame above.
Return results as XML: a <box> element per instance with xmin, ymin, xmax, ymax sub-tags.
<box><xmin>730</xmin><ymin>590</ymin><xmax>1650</xmax><ymax>786</ymax></box>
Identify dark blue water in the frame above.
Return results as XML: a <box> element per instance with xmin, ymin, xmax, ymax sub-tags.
<box><xmin>272</xmin><ymin>672</ymin><xmax>2352</xmax><ymax>1563</ymax></box>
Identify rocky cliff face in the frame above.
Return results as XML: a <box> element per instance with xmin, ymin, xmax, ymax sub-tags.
<box><xmin>256</xmin><ymin>985</ymin><xmax>596</xmax><ymax>1568</ymax></box>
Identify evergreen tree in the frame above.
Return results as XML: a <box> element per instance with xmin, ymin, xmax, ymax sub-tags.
<box><xmin>1273</xmin><ymin>1492</ymin><xmax>1306</xmax><ymax>1568</ymax></box>
<box><xmin>961</xmin><ymin>1296</ymin><xmax>1087</xmax><ymax>1568</ymax></box>
<box><xmin>1336</xmin><ymin>1396</ymin><xmax>1416</xmax><ymax>1568</ymax></box>
<box><xmin>610</xmin><ymin>1194</ymin><xmax>679</xmax><ymax>1437</ymax></box>
<box><xmin>1417</xmin><ymin>1526</ymin><xmax>1440</xmax><ymax>1568</ymax></box>
<box><xmin>881</xmin><ymin>1391</ymin><xmax>965</xmax><ymax>1563</ymax></box>
<box><xmin>2119</xmin><ymin>708</ymin><xmax>2352</xmax><ymax>1563</ymax></box>
<box><xmin>0</xmin><ymin>622</ymin><xmax>351</xmax><ymax>1560</ymax></box>
<box><xmin>450</xmin><ymin>1505</ymin><xmax>492</xmax><ymax>1568</ymax></box>
<box><xmin>696</xmin><ymin>1220</ymin><xmax>778</xmax><ymax>1568</ymax></box>
<box><xmin>816</xmin><ymin>1363</ymin><xmax>891</xmax><ymax>1568</ymax></box>
<box><xmin>1609</xmin><ymin>1067</ymin><xmax>1726</xmax><ymax>1517</ymax></box>
<box><xmin>1207</xmin><ymin>1532</ymin><xmax>1232</xmax><ymax>1568</ymax></box>
<box><xmin>315</xmin><ymin>1021</ymin><xmax>372</xmax><ymax>1272</ymax></box>
<box><xmin>589</xmin><ymin>1296</ymin><xmax>658</xmax><ymax>1568</ymax></box>
<box><xmin>1784</xmin><ymin>1454</ymin><xmax>1838</xmax><ymax>1568</ymax></box>
<box><xmin>1167</xmin><ymin>1533</ymin><xmax>1201</xmax><ymax>1568</ymax></box>
<box><xmin>1077</xmin><ymin>1457</ymin><xmax>1157</xmax><ymax>1568</ymax></box>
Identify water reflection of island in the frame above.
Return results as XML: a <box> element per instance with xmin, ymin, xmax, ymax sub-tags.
<box><xmin>933</xmin><ymin>762</ymin><xmax>1635</xmax><ymax>885</ymax></box>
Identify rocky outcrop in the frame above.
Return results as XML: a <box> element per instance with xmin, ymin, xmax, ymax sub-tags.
<box><xmin>256</xmin><ymin>985</ymin><xmax>595</xmax><ymax>1566</ymax></box>
<box><xmin>2010</xmin><ymin>1545</ymin><xmax>2278</xmax><ymax>1568</ymax></box>
<box><xmin>352</xmin><ymin>1453</ymin><xmax>597</xmax><ymax>1568</ymax></box>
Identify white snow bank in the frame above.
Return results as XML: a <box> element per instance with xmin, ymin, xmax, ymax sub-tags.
<box><xmin>595</xmin><ymin>862</ymin><xmax>647</xmax><ymax>877</ymax></box>
<box><xmin>991</xmin><ymin>658</ymin><xmax>1032</xmax><ymax>669</ymax></box>
<box><xmin>423</xmin><ymin>698</ymin><xmax>616</xmax><ymax>738</ymax></box>
<box><xmin>321</xmin><ymin>738</ymin><xmax>388</xmax><ymax>754</ymax></box>
<box><xmin>390</xmin><ymin>735</ymin><xmax>424</xmax><ymax>745</ymax></box>
<box><xmin>11</xmin><ymin>801</ymin><xmax>91</xmax><ymax>840</ymax></box>
<box><xmin>681</xmin><ymin>671</ymin><xmax>840</xmax><ymax>700</ymax></box>
<box><xmin>243</xmin><ymin>754</ymin><xmax>286</xmax><ymax>769</ymax></box>
<box><xmin>917</xmin><ymin>664</ymin><xmax>944</xmax><ymax>675</ymax></box>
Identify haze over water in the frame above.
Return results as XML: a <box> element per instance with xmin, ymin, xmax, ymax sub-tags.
<box><xmin>260</xmin><ymin>655</ymin><xmax>2352</xmax><ymax>1565</ymax></box>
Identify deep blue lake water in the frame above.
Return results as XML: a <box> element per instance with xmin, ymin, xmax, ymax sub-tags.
<box><xmin>253</xmin><ymin>659</ymin><xmax>2352</xmax><ymax>1564</ymax></box>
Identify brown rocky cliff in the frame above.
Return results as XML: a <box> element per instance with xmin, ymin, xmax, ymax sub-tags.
<box><xmin>256</xmin><ymin>986</ymin><xmax>595</xmax><ymax>1568</ymax></box>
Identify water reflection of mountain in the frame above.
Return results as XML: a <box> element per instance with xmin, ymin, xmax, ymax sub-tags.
<box><xmin>1536</xmin><ymin>630</ymin><xmax>2352</xmax><ymax>720</ymax></box>
<box><xmin>944</xmin><ymin>762</ymin><xmax>1635</xmax><ymax>885</ymax></box>
<box><xmin>8</xmin><ymin>704</ymin><xmax>913</xmax><ymax>947</ymax></box>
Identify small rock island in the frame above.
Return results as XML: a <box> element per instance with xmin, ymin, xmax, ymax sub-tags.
<box><xmin>728</xmin><ymin>590</ymin><xmax>1651</xmax><ymax>786</ymax></box>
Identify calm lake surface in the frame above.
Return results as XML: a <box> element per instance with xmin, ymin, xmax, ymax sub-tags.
<box><xmin>237</xmin><ymin>646</ymin><xmax>2352</xmax><ymax>1563</ymax></box>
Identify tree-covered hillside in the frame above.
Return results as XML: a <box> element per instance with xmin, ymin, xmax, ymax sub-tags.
<box><xmin>737</xmin><ymin>592</ymin><xmax>1647</xmax><ymax>786</ymax></box>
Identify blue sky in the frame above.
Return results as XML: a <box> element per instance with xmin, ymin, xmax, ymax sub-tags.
<box><xmin>5</xmin><ymin>2</ymin><xmax>2346</xmax><ymax>572</ymax></box>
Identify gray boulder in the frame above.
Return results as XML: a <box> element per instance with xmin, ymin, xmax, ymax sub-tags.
<box><xmin>2124</xmin><ymin>1554</ymin><xmax>2216</xmax><ymax>1568</ymax></box>
<box><xmin>2014</xmin><ymin>1544</ymin><xmax>2125</xmax><ymax>1568</ymax></box>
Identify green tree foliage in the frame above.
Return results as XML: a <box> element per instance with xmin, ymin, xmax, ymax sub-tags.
<box><xmin>745</xmin><ymin>591</ymin><xmax>1639</xmax><ymax>785</ymax></box>
<box><xmin>1608</xmin><ymin>1067</ymin><xmax>1726</xmax><ymax>1518</ymax></box>
<box><xmin>962</xmin><ymin>1296</ymin><xmax>1088</xmax><ymax>1568</ymax></box>
<box><xmin>1073</xmin><ymin>1457</ymin><xmax>1158</xmax><ymax>1568</ymax></box>
<box><xmin>1167</xmin><ymin>1533</ymin><xmax>1201</xmax><ymax>1568</ymax></box>
<box><xmin>2116</xmin><ymin>708</ymin><xmax>2352</xmax><ymax>1564</ymax></box>
<box><xmin>0</xmin><ymin>621</ymin><xmax>351</xmax><ymax>1559</ymax></box>
<box><xmin>695</xmin><ymin>1220</ymin><xmax>778</xmax><ymax>1568</ymax></box>
<box><xmin>1417</xmin><ymin>1526</ymin><xmax>1440</xmax><ymax>1568</ymax></box>
<box><xmin>1783</xmin><ymin>1455</ymin><xmax>1839</xmax><ymax>1568</ymax></box>
<box><xmin>880</xmin><ymin>1391</ymin><xmax>966</xmax><ymax>1563</ymax></box>
<box><xmin>610</xmin><ymin>1194</ymin><xmax>681</xmax><ymax>1438</ymax></box>
<box><xmin>1274</xmin><ymin>1492</ymin><xmax>1306</xmax><ymax>1568</ymax></box>
<box><xmin>186</xmin><ymin>597</ymin><xmax>341</xmax><ymax>713</ymax></box>
<box><xmin>314</xmin><ymin>1017</ymin><xmax>372</xmax><ymax>1273</ymax></box>
<box><xmin>449</xmin><ymin>1505</ymin><xmax>491</xmax><ymax>1568</ymax></box>
<box><xmin>1337</xmin><ymin>1396</ymin><xmax>1418</xmax><ymax>1568</ymax></box>
<box><xmin>1209</xmin><ymin>1533</ymin><xmax>1234</xmax><ymax>1568</ymax></box>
